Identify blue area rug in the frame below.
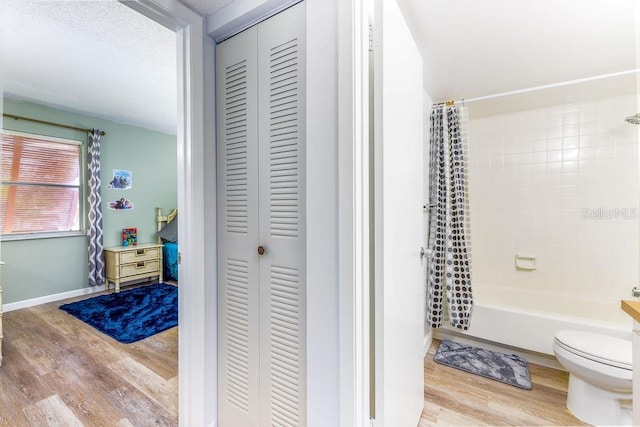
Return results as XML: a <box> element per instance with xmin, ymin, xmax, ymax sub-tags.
<box><xmin>434</xmin><ymin>339</ymin><xmax>532</xmax><ymax>390</ymax></box>
<box><xmin>60</xmin><ymin>283</ymin><xmax>178</xmax><ymax>344</ymax></box>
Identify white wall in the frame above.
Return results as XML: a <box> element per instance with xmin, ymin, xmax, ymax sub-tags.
<box><xmin>468</xmin><ymin>93</ymin><xmax>639</xmax><ymax>320</ymax></box>
<box><xmin>306</xmin><ymin>0</ymin><xmax>340</xmax><ymax>424</ymax></box>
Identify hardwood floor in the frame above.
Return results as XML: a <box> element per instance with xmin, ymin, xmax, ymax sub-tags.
<box><xmin>419</xmin><ymin>340</ymin><xmax>588</xmax><ymax>426</ymax></box>
<box><xmin>1</xmin><ymin>294</ymin><xmax>586</xmax><ymax>427</ymax></box>
<box><xmin>0</xmin><ymin>285</ymin><xmax>178</xmax><ymax>427</ymax></box>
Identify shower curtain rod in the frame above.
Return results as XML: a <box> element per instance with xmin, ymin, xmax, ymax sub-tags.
<box><xmin>2</xmin><ymin>113</ymin><xmax>106</xmax><ymax>136</ymax></box>
<box><xmin>434</xmin><ymin>68</ymin><xmax>640</xmax><ymax>107</ymax></box>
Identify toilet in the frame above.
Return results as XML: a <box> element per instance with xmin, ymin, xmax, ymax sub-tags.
<box><xmin>553</xmin><ymin>330</ymin><xmax>633</xmax><ymax>426</ymax></box>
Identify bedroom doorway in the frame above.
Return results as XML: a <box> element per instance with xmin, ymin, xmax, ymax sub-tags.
<box><xmin>1</xmin><ymin>0</ymin><xmax>209</xmax><ymax>425</ymax></box>
<box><xmin>121</xmin><ymin>1</ymin><xmax>212</xmax><ymax>425</ymax></box>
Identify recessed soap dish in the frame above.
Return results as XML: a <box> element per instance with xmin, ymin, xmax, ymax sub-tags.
<box><xmin>515</xmin><ymin>254</ymin><xmax>536</xmax><ymax>271</ymax></box>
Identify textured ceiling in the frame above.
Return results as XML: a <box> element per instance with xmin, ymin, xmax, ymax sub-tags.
<box><xmin>3</xmin><ymin>0</ymin><xmax>635</xmax><ymax>134</ymax></box>
<box><xmin>3</xmin><ymin>0</ymin><xmax>177</xmax><ymax>135</ymax></box>
<box><xmin>178</xmin><ymin>0</ymin><xmax>236</xmax><ymax>17</ymax></box>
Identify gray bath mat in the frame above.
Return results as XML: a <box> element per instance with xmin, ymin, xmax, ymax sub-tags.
<box><xmin>434</xmin><ymin>340</ymin><xmax>532</xmax><ymax>390</ymax></box>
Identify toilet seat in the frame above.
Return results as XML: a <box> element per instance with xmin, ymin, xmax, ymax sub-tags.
<box><xmin>554</xmin><ymin>330</ymin><xmax>631</xmax><ymax>370</ymax></box>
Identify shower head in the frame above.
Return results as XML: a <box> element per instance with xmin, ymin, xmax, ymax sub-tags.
<box><xmin>624</xmin><ymin>113</ymin><xmax>640</xmax><ymax>125</ymax></box>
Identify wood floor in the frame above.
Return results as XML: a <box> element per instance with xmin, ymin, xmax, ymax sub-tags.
<box><xmin>419</xmin><ymin>340</ymin><xmax>587</xmax><ymax>426</ymax></box>
<box><xmin>1</xmin><ymin>293</ymin><xmax>584</xmax><ymax>426</ymax></box>
<box><xmin>0</xmin><ymin>285</ymin><xmax>178</xmax><ymax>426</ymax></box>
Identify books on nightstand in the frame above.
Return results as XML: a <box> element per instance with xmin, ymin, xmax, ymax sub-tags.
<box><xmin>122</xmin><ymin>228</ymin><xmax>137</xmax><ymax>247</ymax></box>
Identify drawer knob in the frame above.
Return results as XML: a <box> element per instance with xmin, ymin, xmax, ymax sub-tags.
<box><xmin>257</xmin><ymin>245</ymin><xmax>265</xmax><ymax>256</ymax></box>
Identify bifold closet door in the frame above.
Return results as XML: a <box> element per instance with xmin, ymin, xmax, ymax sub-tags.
<box><xmin>217</xmin><ymin>25</ymin><xmax>260</xmax><ymax>427</ymax></box>
<box><xmin>217</xmin><ymin>3</ymin><xmax>306</xmax><ymax>426</ymax></box>
<box><xmin>257</xmin><ymin>4</ymin><xmax>306</xmax><ymax>427</ymax></box>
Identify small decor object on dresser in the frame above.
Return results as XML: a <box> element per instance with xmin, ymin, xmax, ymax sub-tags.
<box><xmin>122</xmin><ymin>228</ymin><xmax>137</xmax><ymax>246</ymax></box>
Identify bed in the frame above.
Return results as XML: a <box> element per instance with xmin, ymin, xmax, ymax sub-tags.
<box><xmin>156</xmin><ymin>207</ymin><xmax>179</xmax><ymax>281</ymax></box>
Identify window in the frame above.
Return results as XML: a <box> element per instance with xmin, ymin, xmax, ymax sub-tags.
<box><xmin>1</xmin><ymin>130</ymin><xmax>83</xmax><ymax>238</ymax></box>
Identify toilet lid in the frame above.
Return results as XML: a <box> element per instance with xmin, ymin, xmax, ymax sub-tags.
<box><xmin>555</xmin><ymin>330</ymin><xmax>632</xmax><ymax>369</ymax></box>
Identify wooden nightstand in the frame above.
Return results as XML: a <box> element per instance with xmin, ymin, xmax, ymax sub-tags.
<box><xmin>104</xmin><ymin>244</ymin><xmax>163</xmax><ymax>292</ymax></box>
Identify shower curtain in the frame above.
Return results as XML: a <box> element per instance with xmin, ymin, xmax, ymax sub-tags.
<box><xmin>427</xmin><ymin>104</ymin><xmax>473</xmax><ymax>330</ymax></box>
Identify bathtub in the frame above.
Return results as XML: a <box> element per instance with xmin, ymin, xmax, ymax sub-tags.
<box><xmin>434</xmin><ymin>284</ymin><xmax>632</xmax><ymax>357</ymax></box>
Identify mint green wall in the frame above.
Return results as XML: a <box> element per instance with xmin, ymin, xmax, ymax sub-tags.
<box><xmin>2</xmin><ymin>98</ymin><xmax>177</xmax><ymax>304</ymax></box>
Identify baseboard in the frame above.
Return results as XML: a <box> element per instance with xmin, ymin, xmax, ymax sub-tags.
<box><xmin>433</xmin><ymin>328</ymin><xmax>564</xmax><ymax>371</ymax></box>
<box><xmin>423</xmin><ymin>328</ymin><xmax>433</xmax><ymax>357</ymax></box>
<box><xmin>3</xmin><ymin>284</ymin><xmax>105</xmax><ymax>312</ymax></box>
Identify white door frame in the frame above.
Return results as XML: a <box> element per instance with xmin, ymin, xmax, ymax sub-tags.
<box><xmin>120</xmin><ymin>1</ymin><xmax>212</xmax><ymax>425</ymax></box>
<box><xmin>337</xmin><ymin>0</ymin><xmax>371</xmax><ymax>425</ymax></box>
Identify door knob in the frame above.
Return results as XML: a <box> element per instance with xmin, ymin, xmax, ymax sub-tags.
<box><xmin>257</xmin><ymin>245</ymin><xmax>265</xmax><ymax>255</ymax></box>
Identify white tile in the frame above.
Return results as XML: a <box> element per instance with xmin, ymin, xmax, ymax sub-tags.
<box><xmin>517</xmin><ymin>164</ymin><xmax>532</xmax><ymax>176</ymax></box>
<box><xmin>562</xmin><ymin>148</ymin><xmax>579</xmax><ymax>162</ymax></box>
<box><xmin>562</xmin><ymin>161</ymin><xmax>578</xmax><ymax>173</ymax></box>
<box><xmin>531</xmin><ymin>139</ymin><xmax>547</xmax><ymax>152</ymax></box>
<box><xmin>533</xmin><ymin>127</ymin><xmax>547</xmax><ymax>141</ymax></box>
<box><xmin>596</xmin><ymin>145</ymin><xmax>615</xmax><ymax>159</ymax></box>
<box><xmin>563</xmin><ymin>103</ymin><xmax>581</xmax><ymax>114</ymax></box>
<box><xmin>517</xmin><ymin>140</ymin><xmax>532</xmax><ymax>153</ymax></box>
<box><xmin>562</xmin><ymin>173</ymin><xmax>579</xmax><ymax>187</ymax></box>
<box><xmin>546</xmin><ymin>160</ymin><xmax>562</xmax><ymax>174</ymax></box>
<box><xmin>596</xmin><ymin>132</ymin><xmax>614</xmax><ymax>146</ymax></box>
<box><xmin>563</xmin><ymin>123</ymin><xmax>580</xmax><ymax>137</ymax></box>
<box><xmin>504</xmin><ymin>153</ymin><xmax>517</xmax><ymax>167</ymax></box>
<box><xmin>547</xmin><ymin>149</ymin><xmax>563</xmax><ymax>163</ymax></box>
<box><xmin>548</xmin><ymin>126</ymin><xmax>563</xmax><ymax>139</ymax></box>
<box><xmin>504</xmin><ymin>141</ymin><xmax>518</xmax><ymax>154</ymax></box>
<box><xmin>518</xmin><ymin>127</ymin><xmax>533</xmax><ymax>141</ymax></box>
<box><xmin>597</xmin><ymin>121</ymin><xmax>616</xmax><ymax>135</ymax></box>
<box><xmin>580</xmin><ymin>121</ymin><xmax>596</xmax><ymax>135</ymax></box>
<box><xmin>579</xmin><ymin>134</ymin><xmax>596</xmax><ymax>147</ymax></box>
<box><xmin>547</xmin><ymin>107</ymin><xmax>564</xmax><ymax>126</ymax></box>
<box><xmin>531</xmin><ymin>151</ymin><xmax>546</xmax><ymax>164</ymax></box>
<box><xmin>579</xmin><ymin>147</ymin><xmax>596</xmax><ymax>160</ymax></box>
<box><xmin>517</xmin><ymin>152</ymin><xmax>532</xmax><ymax>165</ymax></box>
<box><xmin>615</xmin><ymin>125</ymin><xmax>638</xmax><ymax>145</ymax></box>
<box><xmin>491</xmin><ymin>155</ymin><xmax>504</xmax><ymax>169</ymax></box>
<box><xmin>616</xmin><ymin>144</ymin><xmax>635</xmax><ymax>159</ymax></box>
<box><xmin>517</xmin><ymin>174</ymin><xmax>532</xmax><ymax>188</ymax></box>
<box><xmin>547</xmin><ymin>137</ymin><xmax>563</xmax><ymax>150</ymax></box>
<box><xmin>597</xmin><ymin>99</ymin><xmax>616</xmax><ymax>119</ymax></box>
<box><xmin>578</xmin><ymin>159</ymin><xmax>596</xmax><ymax>172</ymax></box>
<box><xmin>563</xmin><ymin>137</ymin><xmax>579</xmax><ymax>149</ymax></box>
<box><xmin>531</xmin><ymin>163</ymin><xmax>547</xmax><ymax>174</ymax></box>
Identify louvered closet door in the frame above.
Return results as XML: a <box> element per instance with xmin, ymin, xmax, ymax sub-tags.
<box><xmin>257</xmin><ymin>3</ymin><xmax>307</xmax><ymax>427</ymax></box>
<box><xmin>216</xmin><ymin>25</ymin><xmax>260</xmax><ymax>427</ymax></box>
<box><xmin>217</xmin><ymin>4</ymin><xmax>306</xmax><ymax>427</ymax></box>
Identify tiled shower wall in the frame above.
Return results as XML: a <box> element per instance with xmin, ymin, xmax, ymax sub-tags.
<box><xmin>468</xmin><ymin>94</ymin><xmax>639</xmax><ymax>309</ymax></box>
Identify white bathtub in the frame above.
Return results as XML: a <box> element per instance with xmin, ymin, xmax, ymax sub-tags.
<box><xmin>435</xmin><ymin>284</ymin><xmax>632</xmax><ymax>356</ymax></box>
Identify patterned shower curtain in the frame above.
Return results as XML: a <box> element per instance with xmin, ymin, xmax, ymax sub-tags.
<box><xmin>426</xmin><ymin>104</ymin><xmax>473</xmax><ymax>330</ymax></box>
<box><xmin>87</xmin><ymin>129</ymin><xmax>105</xmax><ymax>287</ymax></box>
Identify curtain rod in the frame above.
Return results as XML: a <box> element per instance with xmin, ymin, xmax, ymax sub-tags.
<box><xmin>434</xmin><ymin>68</ymin><xmax>640</xmax><ymax>107</ymax></box>
<box><xmin>2</xmin><ymin>113</ymin><xmax>106</xmax><ymax>136</ymax></box>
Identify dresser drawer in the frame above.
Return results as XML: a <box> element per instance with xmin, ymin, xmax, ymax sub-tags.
<box><xmin>120</xmin><ymin>259</ymin><xmax>161</xmax><ymax>278</ymax></box>
<box><xmin>120</xmin><ymin>247</ymin><xmax>160</xmax><ymax>264</ymax></box>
